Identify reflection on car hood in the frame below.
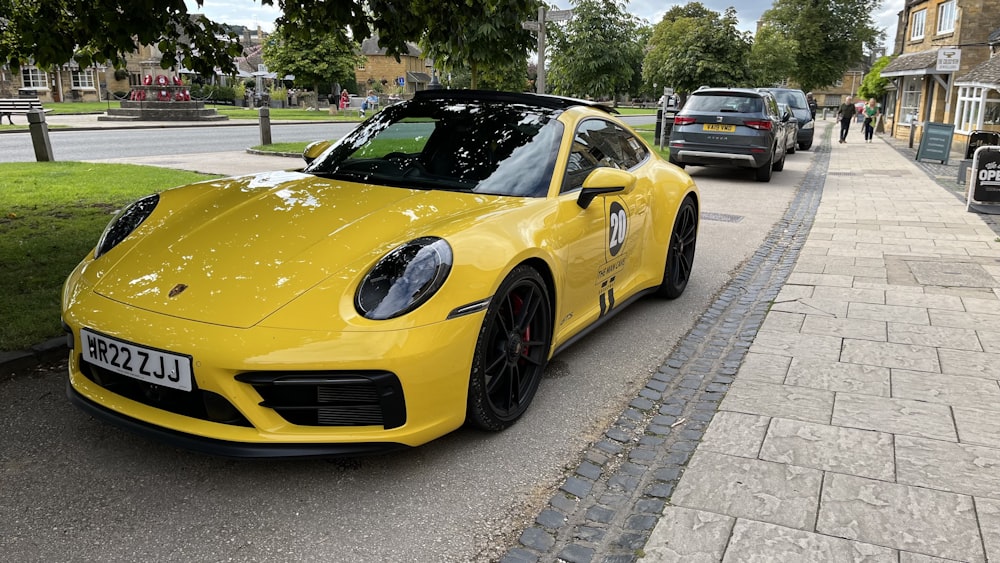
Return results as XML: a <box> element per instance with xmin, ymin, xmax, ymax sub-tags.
<box><xmin>93</xmin><ymin>171</ymin><xmax>506</xmax><ymax>328</ymax></box>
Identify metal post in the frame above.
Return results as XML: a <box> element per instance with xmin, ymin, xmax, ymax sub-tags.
<box><xmin>27</xmin><ymin>109</ymin><xmax>54</xmax><ymax>162</ymax></box>
<box><xmin>258</xmin><ymin>107</ymin><xmax>271</xmax><ymax>146</ymax></box>
<box><xmin>536</xmin><ymin>7</ymin><xmax>546</xmax><ymax>95</ymax></box>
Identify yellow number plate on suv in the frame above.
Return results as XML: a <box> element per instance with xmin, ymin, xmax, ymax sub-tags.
<box><xmin>703</xmin><ymin>123</ymin><xmax>736</xmax><ymax>132</ymax></box>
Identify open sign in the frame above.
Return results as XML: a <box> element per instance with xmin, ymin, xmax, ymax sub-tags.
<box><xmin>967</xmin><ymin>146</ymin><xmax>1000</xmax><ymax>212</ymax></box>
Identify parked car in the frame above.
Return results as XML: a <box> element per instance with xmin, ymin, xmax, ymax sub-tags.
<box><xmin>760</xmin><ymin>87</ymin><xmax>814</xmax><ymax>150</ymax></box>
<box><xmin>777</xmin><ymin>102</ymin><xmax>798</xmax><ymax>155</ymax></box>
<box><xmin>62</xmin><ymin>89</ymin><xmax>701</xmax><ymax>458</ymax></box>
<box><xmin>668</xmin><ymin>87</ymin><xmax>788</xmax><ymax>182</ymax></box>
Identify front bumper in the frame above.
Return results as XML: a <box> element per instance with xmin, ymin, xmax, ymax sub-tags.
<box><xmin>64</xmin><ymin>294</ymin><xmax>484</xmax><ymax>454</ymax></box>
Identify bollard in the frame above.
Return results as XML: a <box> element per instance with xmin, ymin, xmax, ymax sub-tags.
<box><xmin>258</xmin><ymin>107</ymin><xmax>272</xmax><ymax>146</ymax></box>
<box><xmin>27</xmin><ymin>109</ymin><xmax>54</xmax><ymax>162</ymax></box>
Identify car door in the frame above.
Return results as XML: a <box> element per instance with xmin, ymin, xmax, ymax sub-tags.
<box><xmin>550</xmin><ymin>118</ymin><xmax>652</xmax><ymax>344</ymax></box>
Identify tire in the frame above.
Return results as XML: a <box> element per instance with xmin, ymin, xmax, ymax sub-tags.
<box><xmin>772</xmin><ymin>146</ymin><xmax>786</xmax><ymax>172</ymax></box>
<box><xmin>656</xmin><ymin>197</ymin><xmax>698</xmax><ymax>299</ymax></box>
<box><xmin>755</xmin><ymin>152</ymin><xmax>773</xmax><ymax>182</ymax></box>
<box><xmin>788</xmin><ymin>139</ymin><xmax>796</xmax><ymax>154</ymax></box>
<box><xmin>668</xmin><ymin>154</ymin><xmax>686</xmax><ymax>169</ymax></box>
<box><xmin>466</xmin><ymin>265</ymin><xmax>552</xmax><ymax>431</ymax></box>
<box><xmin>799</xmin><ymin>141</ymin><xmax>812</xmax><ymax>151</ymax></box>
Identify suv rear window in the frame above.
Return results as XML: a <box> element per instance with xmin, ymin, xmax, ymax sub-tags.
<box><xmin>770</xmin><ymin>90</ymin><xmax>808</xmax><ymax>109</ymax></box>
<box><xmin>686</xmin><ymin>94</ymin><xmax>762</xmax><ymax>113</ymax></box>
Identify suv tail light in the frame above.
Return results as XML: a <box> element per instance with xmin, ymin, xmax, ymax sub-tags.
<box><xmin>744</xmin><ymin>120</ymin><xmax>772</xmax><ymax>131</ymax></box>
<box><xmin>673</xmin><ymin>116</ymin><xmax>696</xmax><ymax>126</ymax></box>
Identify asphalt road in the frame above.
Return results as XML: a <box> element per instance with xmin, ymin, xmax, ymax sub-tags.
<box><xmin>0</xmin><ymin>121</ymin><xmax>818</xmax><ymax>561</ymax></box>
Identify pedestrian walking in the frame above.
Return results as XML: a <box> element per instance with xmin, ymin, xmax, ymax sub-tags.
<box><xmin>837</xmin><ymin>96</ymin><xmax>854</xmax><ymax>144</ymax></box>
<box><xmin>862</xmin><ymin>98</ymin><xmax>880</xmax><ymax>143</ymax></box>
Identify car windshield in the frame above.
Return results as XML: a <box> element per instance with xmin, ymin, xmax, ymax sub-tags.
<box><xmin>771</xmin><ymin>90</ymin><xmax>807</xmax><ymax>109</ymax></box>
<box><xmin>686</xmin><ymin>94</ymin><xmax>762</xmax><ymax>113</ymax></box>
<box><xmin>305</xmin><ymin>98</ymin><xmax>564</xmax><ymax>197</ymax></box>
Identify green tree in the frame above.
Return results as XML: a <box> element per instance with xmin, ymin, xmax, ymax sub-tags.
<box><xmin>858</xmin><ymin>55</ymin><xmax>892</xmax><ymax>100</ymax></box>
<box><xmin>0</xmin><ymin>0</ymin><xmax>535</xmax><ymax>80</ymax></box>
<box><xmin>263</xmin><ymin>24</ymin><xmax>360</xmax><ymax>106</ymax></box>
<box><xmin>760</xmin><ymin>0</ymin><xmax>884</xmax><ymax>92</ymax></box>
<box><xmin>0</xmin><ymin>0</ymin><xmax>241</xmax><ymax>74</ymax></box>
<box><xmin>546</xmin><ymin>0</ymin><xmax>645</xmax><ymax>101</ymax></box>
<box><xmin>642</xmin><ymin>4</ymin><xmax>752</xmax><ymax>99</ymax></box>
<box><xmin>416</xmin><ymin>0</ymin><xmax>538</xmax><ymax>90</ymax></box>
<box><xmin>748</xmin><ymin>24</ymin><xmax>798</xmax><ymax>87</ymax></box>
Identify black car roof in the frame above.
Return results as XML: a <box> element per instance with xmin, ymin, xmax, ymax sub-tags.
<box><xmin>412</xmin><ymin>89</ymin><xmax>618</xmax><ymax>114</ymax></box>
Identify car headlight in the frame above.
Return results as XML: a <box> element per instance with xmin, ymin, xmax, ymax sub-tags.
<box><xmin>355</xmin><ymin>237</ymin><xmax>453</xmax><ymax>320</ymax></box>
<box><xmin>802</xmin><ymin>120</ymin><xmax>815</xmax><ymax>130</ymax></box>
<box><xmin>94</xmin><ymin>194</ymin><xmax>159</xmax><ymax>258</ymax></box>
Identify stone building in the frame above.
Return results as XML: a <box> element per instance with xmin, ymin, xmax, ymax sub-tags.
<box><xmin>356</xmin><ymin>36</ymin><xmax>432</xmax><ymax>96</ymax></box>
<box><xmin>880</xmin><ymin>0</ymin><xmax>1000</xmax><ymax>145</ymax></box>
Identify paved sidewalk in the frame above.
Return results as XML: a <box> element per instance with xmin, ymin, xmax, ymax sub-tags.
<box><xmin>641</xmin><ymin>133</ymin><xmax>1000</xmax><ymax>561</ymax></box>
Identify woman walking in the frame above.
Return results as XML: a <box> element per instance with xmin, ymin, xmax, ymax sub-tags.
<box><xmin>862</xmin><ymin>98</ymin><xmax>880</xmax><ymax>143</ymax></box>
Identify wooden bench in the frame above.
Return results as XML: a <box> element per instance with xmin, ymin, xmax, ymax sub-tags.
<box><xmin>0</xmin><ymin>97</ymin><xmax>52</xmax><ymax>124</ymax></box>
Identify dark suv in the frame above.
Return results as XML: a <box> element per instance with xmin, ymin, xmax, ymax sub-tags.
<box><xmin>760</xmin><ymin>87</ymin><xmax>814</xmax><ymax>150</ymax></box>
<box><xmin>668</xmin><ymin>87</ymin><xmax>789</xmax><ymax>182</ymax></box>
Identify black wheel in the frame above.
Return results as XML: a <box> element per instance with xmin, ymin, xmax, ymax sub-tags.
<box><xmin>755</xmin><ymin>152</ymin><xmax>773</xmax><ymax>182</ymax></box>
<box><xmin>799</xmin><ymin>141</ymin><xmax>812</xmax><ymax>151</ymax></box>
<box><xmin>773</xmin><ymin>146</ymin><xmax>786</xmax><ymax>172</ymax></box>
<box><xmin>788</xmin><ymin>140</ymin><xmax>796</xmax><ymax>154</ymax></box>
<box><xmin>467</xmin><ymin>266</ymin><xmax>553</xmax><ymax>431</ymax></box>
<box><xmin>656</xmin><ymin>197</ymin><xmax>698</xmax><ymax>299</ymax></box>
<box><xmin>668</xmin><ymin>154</ymin><xmax>686</xmax><ymax>169</ymax></box>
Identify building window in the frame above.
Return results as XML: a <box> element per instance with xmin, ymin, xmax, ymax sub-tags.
<box><xmin>900</xmin><ymin>76</ymin><xmax>923</xmax><ymax>125</ymax></box>
<box><xmin>71</xmin><ymin>70</ymin><xmax>94</xmax><ymax>89</ymax></box>
<box><xmin>21</xmin><ymin>67</ymin><xmax>48</xmax><ymax>89</ymax></box>
<box><xmin>911</xmin><ymin>9</ymin><xmax>926</xmax><ymax>40</ymax></box>
<box><xmin>358</xmin><ymin>60</ymin><xmax>366</xmax><ymax>71</ymax></box>
<box><xmin>954</xmin><ymin>86</ymin><xmax>1000</xmax><ymax>133</ymax></box>
<box><xmin>937</xmin><ymin>1</ymin><xmax>956</xmax><ymax>34</ymax></box>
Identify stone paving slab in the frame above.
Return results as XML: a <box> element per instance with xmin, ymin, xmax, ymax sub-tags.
<box><xmin>723</xmin><ymin>519</ymin><xmax>896</xmax><ymax>562</ymax></box>
<box><xmin>817</xmin><ymin>473</ymin><xmax>984</xmax><ymax>562</ymax></box>
<box><xmin>670</xmin><ymin>450</ymin><xmax>823</xmax><ymax>531</ymax></box>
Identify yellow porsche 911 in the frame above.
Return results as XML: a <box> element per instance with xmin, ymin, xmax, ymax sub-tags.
<box><xmin>62</xmin><ymin>90</ymin><xmax>699</xmax><ymax>458</ymax></box>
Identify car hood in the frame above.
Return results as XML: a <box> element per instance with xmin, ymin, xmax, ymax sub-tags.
<box><xmin>93</xmin><ymin>171</ymin><xmax>507</xmax><ymax>328</ymax></box>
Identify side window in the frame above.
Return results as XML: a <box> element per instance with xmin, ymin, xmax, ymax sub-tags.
<box><xmin>562</xmin><ymin>119</ymin><xmax>648</xmax><ymax>192</ymax></box>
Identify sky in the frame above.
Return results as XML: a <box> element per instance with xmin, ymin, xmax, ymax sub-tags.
<box><xmin>183</xmin><ymin>0</ymin><xmax>905</xmax><ymax>52</ymax></box>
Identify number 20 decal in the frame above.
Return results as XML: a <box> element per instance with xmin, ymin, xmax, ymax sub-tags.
<box><xmin>608</xmin><ymin>201</ymin><xmax>627</xmax><ymax>257</ymax></box>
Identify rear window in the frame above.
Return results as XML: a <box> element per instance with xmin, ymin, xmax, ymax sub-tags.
<box><xmin>686</xmin><ymin>94</ymin><xmax>762</xmax><ymax>113</ymax></box>
<box><xmin>770</xmin><ymin>90</ymin><xmax>807</xmax><ymax>109</ymax></box>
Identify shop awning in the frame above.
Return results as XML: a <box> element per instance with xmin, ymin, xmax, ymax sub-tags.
<box><xmin>881</xmin><ymin>50</ymin><xmax>941</xmax><ymax>77</ymax></box>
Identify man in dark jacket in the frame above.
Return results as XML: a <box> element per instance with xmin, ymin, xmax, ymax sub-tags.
<box><xmin>807</xmin><ymin>92</ymin><xmax>818</xmax><ymax>120</ymax></box>
<box><xmin>837</xmin><ymin>96</ymin><xmax>855</xmax><ymax>144</ymax></box>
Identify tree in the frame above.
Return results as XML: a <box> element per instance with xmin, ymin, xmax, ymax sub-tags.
<box><xmin>748</xmin><ymin>24</ymin><xmax>798</xmax><ymax>87</ymax></box>
<box><xmin>0</xmin><ymin>0</ymin><xmax>242</xmax><ymax>75</ymax></box>
<box><xmin>642</xmin><ymin>4</ymin><xmax>752</xmax><ymax>99</ymax></box>
<box><xmin>416</xmin><ymin>0</ymin><xmax>537</xmax><ymax>90</ymax></box>
<box><xmin>760</xmin><ymin>0</ymin><xmax>884</xmax><ymax>92</ymax></box>
<box><xmin>0</xmin><ymin>0</ymin><xmax>534</xmax><ymax>81</ymax></box>
<box><xmin>858</xmin><ymin>55</ymin><xmax>892</xmax><ymax>100</ymax></box>
<box><xmin>263</xmin><ymin>24</ymin><xmax>360</xmax><ymax>105</ymax></box>
<box><xmin>546</xmin><ymin>0</ymin><xmax>645</xmax><ymax>101</ymax></box>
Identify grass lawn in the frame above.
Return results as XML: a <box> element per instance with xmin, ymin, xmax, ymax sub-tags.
<box><xmin>0</xmin><ymin>162</ymin><xmax>219</xmax><ymax>352</ymax></box>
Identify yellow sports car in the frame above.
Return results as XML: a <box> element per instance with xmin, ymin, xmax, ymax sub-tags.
<box><xmin>62</xmin><ymin>90</ymin><xmax>699</xmax><ymax>457</ymax></box>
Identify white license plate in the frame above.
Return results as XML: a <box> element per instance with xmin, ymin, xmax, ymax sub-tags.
<box><xmin>80</xmin><ymin>328</ymin><xmax>193</xmax><ymax>392</ymax></box>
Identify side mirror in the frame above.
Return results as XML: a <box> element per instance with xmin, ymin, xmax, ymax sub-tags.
<box><xmin>577</xmin><ymin>167</ymin><xmax>636</xmax><ymax>209</ymax></box>
<box><xmin>303</xmin><ymin>140</ymin><xmax>333</xmax><ymax>165</ymax></box>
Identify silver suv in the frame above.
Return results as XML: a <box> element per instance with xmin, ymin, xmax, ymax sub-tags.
<box><xmin>668</xmin><ymin>87</ymin><xmax>788</xmax><ymax>182</ymax></box>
